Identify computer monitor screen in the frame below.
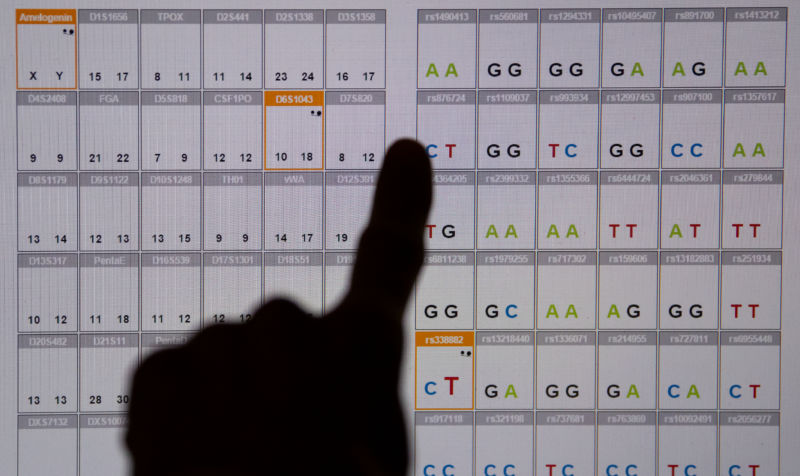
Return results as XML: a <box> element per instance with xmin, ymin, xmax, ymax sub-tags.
<box><xmin>3</xmin><ymin>2</ymin><xmax>797</xmax><ymax>475</ymax></box>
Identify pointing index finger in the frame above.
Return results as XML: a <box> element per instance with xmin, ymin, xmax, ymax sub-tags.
<box><xmin>337</xmin><ymin>139</ymin><xmax>432</xmax><ymax>321</ymax></box>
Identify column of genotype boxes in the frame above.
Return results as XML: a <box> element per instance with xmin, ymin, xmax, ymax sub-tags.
<box><xmin>414</xmin><ymin>8</ymin><xmax>784</xmax><ymax>476</ymax></box>
<box><xmin>15</xmin><ymin>8</ymin><xmax>386</xmax><ymax>476</ymax></box>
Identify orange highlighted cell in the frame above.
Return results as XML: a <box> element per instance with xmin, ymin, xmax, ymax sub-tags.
<box><xmin>415</xmin><ymin>331</ymin><xmax>475</xmax><ymax>410</ymax></box>
<box><xmin>16</xmin><ymin>9</ymin><xmax>77</xmax><ymax>90</ymax></box>
<box><xmin>264</xmin><ymin>90</ymin><xmax>325</xmax><ymax>170</ymax></box>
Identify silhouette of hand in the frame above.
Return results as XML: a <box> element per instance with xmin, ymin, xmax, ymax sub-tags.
<box><xmin>126</xmin><ymin>139</ymin><xmax>432</xmax><ymax>476</ymax></box>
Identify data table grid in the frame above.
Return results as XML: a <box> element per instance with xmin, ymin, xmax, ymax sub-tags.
<box><xmin>12</xmin><ymin>6</ymin><xmax>788</xmax><ymax>476</ymax></box>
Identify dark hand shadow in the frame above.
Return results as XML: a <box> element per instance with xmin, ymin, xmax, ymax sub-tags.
<box><xmin>126</xmin><ymin>139</ymin><xmax>432</xmax><ymax>476</ymax></box>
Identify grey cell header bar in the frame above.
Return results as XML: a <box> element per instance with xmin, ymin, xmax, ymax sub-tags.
<box><xmin>722</xmin><ymin>331</ymin><xmax>780</xmax><ymax>346</ymax></box>
<box><xmin>79</xmin><ymin>10</ymin><xmax>138</xmax><ymax>24</ymax></box>
<box><xmin>142</xmin><ymin>333</ymin><xmax>193</xmax><ymax>348</ymax></box>
<box><xmin>204</xmin><ymin>252</ymin><xmax>261</xmax><ymax>267</ymax></box>
<box><xmin>723</xmin><ymin>170</ymin><xmax>782</xmax><ymax>185</ymax></box>
<box><xmin>327</xmin><ymin>10</ymin><xmax>386</xmax><ymax>24</ymax></box>
<box><xmin>663</xmin><ymin>89</ymin><xmax>722</xmax><ymax>104</ymax></box>
<box><xmin>434</xmin><ymin>172</ymin><xmax>476</xmax><ymax>186</ymax></box>
<box><xmin>539</xmin><ymin>90</ymin><xmax>599</xmax><ymax>105</ymax></box>
<box><xmin>80</xmin><ymin>333</ymin><xmax>139</xmax><ymax>348</ymax></box>
<box><xmin>599</xmin><ymin>251</ymin><xmax>657</xmax><ymax>266</ymax></box>
<box><xmin>598</xmin><ymin>411</ymin><xmax>656</xmax><ymax>425</ymax></box>
<box><xmin>479</xmin><ymin>172</ymin><xmax>534</xmax><ymax>185</ymax></box>
<box><xmin>539</xmin><ymin>171</ymin><xmax>598</xmax><ymax>186</ymax></box>
<box><xmin>477</xmin><ymin>331</ymin><xmax>534</xmax><ymax>346</ymax></box>
<box><xmin>142</xmin><ymin>253</ymin><xmax>201</xmax><ymax>267</ymax></box>
<box><xmin>142</xmin><ymin>91</ymin><xmax>201</xmax><ymax>106</ymax></box>
<box><xmin>80</xmin><ymin>414</ymin><xmax>129</xmax><ymax>428</ymax></box>
<box><xmin>476</xmin><ymin>411</ymin><xmax>534</xmax><ymax>425</ymax></box>
<box><xmin>19</xmin><ymin>414</ymin><xmax>78</xmax><ymax>429</ymax></box>
<box><xmin>662</xmin><ymin>171</ymin><xmax>720</xmax><ymax>185</ymax></box>
<box><xmin>726</xmin><ymin>7</ymin><xmax>787</xmax><ymax>22</ymax></box>
<box><xmin>18</xmin><ymin>254</ymin><xmax>78</xmax><ymax>268</ymax></box>
<box><xmin>423</xmin><ymin>252</ymin><xmax>475</xmax><ymax>266</ymax></box>
<box><xmin>203</xmin><ymin>10</ymin><xmax>262</xmax><ymax>24</ymax></box>
<box><xmin>326</xmin><ymin>91</ymin><xmax>386</xmax><ymax>106</ymax></box>
<box><xmin>424</xmin><ymin>172</ymin><xmax>468</xmax><ymax>187</ymax></box>
<box><xmin>660</xmin><ymin>331</ymin><xmax>717</xmax><ymax>346</ymax></box>
<box><xmin>80</xmin><ymin>253</ymin><xmax>137</xmax><ymax>268</ymax></box>
<box><xmin>264</xmin><ymin>10</ymin><xmax>323</xmax><ymax>24</ymax></box>
<box><xmin>415</xmin><ymin>411</ymin><xmax>473</xmax><ymax>425</ymax></box>
<box><xmin>603</xmin><ymin>9</ymin><xmax>662</xmax><ymax>23</ymax></box>
<box><xmin>264</xmin><ymin>252</ymin><xmax>323</xmax><ymax>266</ymax></box>
<box><xmin>541</xmin><ymin>9</ymin><xmax>600</xmax><ymax>24</ymax></box>
<box><xmin>204</xmin><ymin>173</ymin><xmax>261</xmax><ymax>186</ymax></box>
<box><xmin>325</xmin><ymin>252</ymin><xmax>355</xmax><ymax>266</ymax></box>
<box><xmin>477</xmin><ymin>252</ymin><xmax>534</xmax><ymax>266</ymax></box>
<box><xmin>601</xmin><ymin>171</ymin><xmax>658</xmax><ymax>185</ymax></box>
<box><xmin>724</xmin><ymin>89</ymin><xmax>785</xmax><ymax>104</ymax></box>
<box><xmin>660</xmin><ymin>251</ymin><xmax>718</xmax><ymax>266</ymax></box>
<box><xmin>478</xmin><ymin>90</ymin><xmax>537</xmax><ymax>105</ymax></box>
<box><xmin>418</xmin><ymin>10</ymin><xmax>477</xmax><ymax>24</ymax></box>
<box><xmin>602</xmin><ymin>90</ymin><xmax>661</xmax><ymax>104</ymax></box>
<box><xmin>80</xmin><ymin>91</ymin><xmax>138</xmax><ymax>106</ymax></box>
<box><xmin>599</xmin><ymin>331</ymin><xmax>657</xmax><ymax>345</ymax></box>
<box><xmin>664</xmin><ymin>8</ymin><xmax>723</xmax><ymax>22</ymax></box>
<box><xmin>479</xmin><ymin>10</ymin><xmax>538</xmax><ymax>24</ymax></box>
<box><xmin>17</xmin><ymin>91</ymin><xmax>76</xmax><ymax>106</ymax></box>
<box><xmin>536</xmin><ymin>411</ymin><xmax>595</xmax><ymax>425</ymax></box>
<box><xmin>418</xmin><ymin>90</ymin><xmax>476</xmax><ymax>105</ymax></box>
<box><xmin>142</xmin><ymin>173</ymin><xmax>200</xmax><ymax>187</ymax></box>
<box><xmin>537</xmin><ymin>331</ymin><xmax>596</xmax><ymax>345</ymax></box>
<box><xmin>326</xmin><ymin>172</ymin><xmax>378</xmax><ymax>187</ymax></box>
<box><xmin>538</xmin><ymin>251</ymin><xmax>597</xmax><ymax>266</ymax></box>
<box><xmin>19</xmin><ymin>334</ymin><xmax>78</xmax><ymax>348</ymax></box>
<box><xmin>203</xmin><ymin>91</ymin><xmax>260</xmax><ymax>106</ymax></box>
<box><xmin>722</xmin><ymin>251</ymin><xmax>781</xmax><ymax>266</ymax></box>
<box><xmin>79</xmin><ymin>173</ymin><xmax>139</xmax><ymax>186</ymax></box>
<box><xmin>141</xmin><ymin>10</ymin><xmax>201</xmax><ymax>24</ymax></box>
<box><xmin>659</xmin><ymin>412</ymin><xmax>717</xmax><ymax>425</ymax></box>
<box><xmin>18</xmin><ymin>173</ymin><xmax>77</xmax><ymax>187</ymax></box>
<box><xmin>265</xmin><ymin>172</ymin><xmax>323</xmax><ymax>187</ymax></box>
<box><xmin>721</xmin><ymin>412</ymin><xmax>780</xmax><ymax>426</ymax></box>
